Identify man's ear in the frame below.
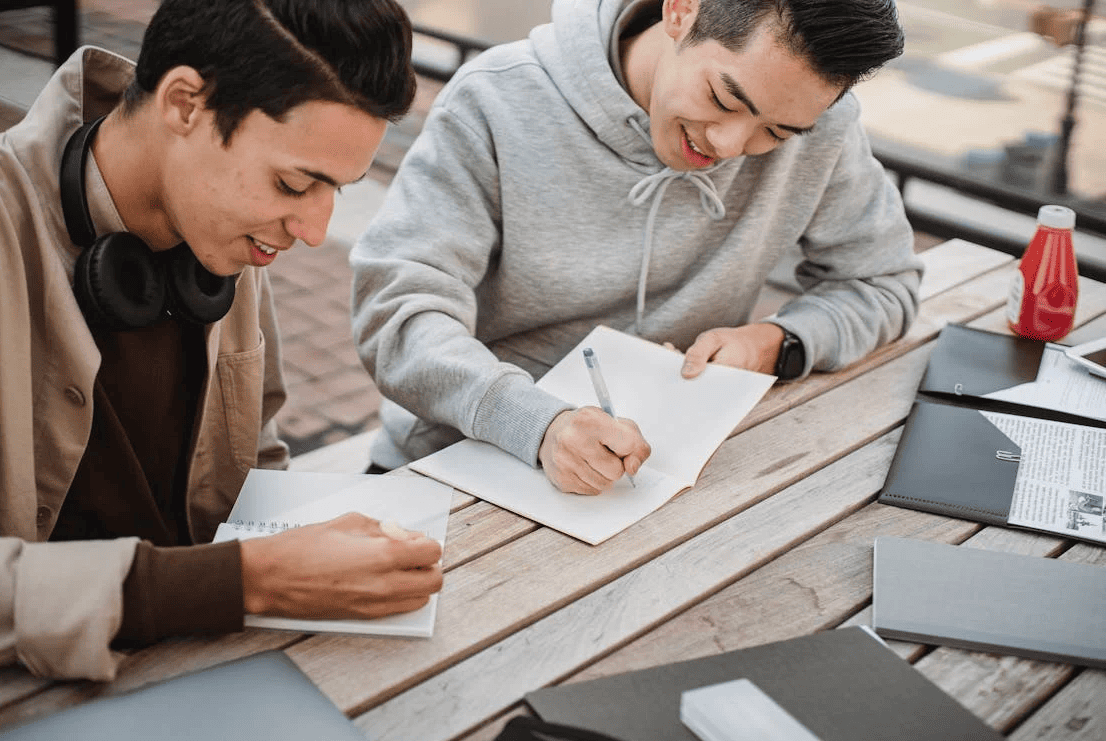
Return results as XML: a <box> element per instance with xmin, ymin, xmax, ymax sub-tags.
<box><xmin>155</xmin><ymin>65</ymin><xmax>208</xmax><ymax>136</ymax></box>
<box><xmin>662</xmin><ymin>0</ymin><xmax>699</xmax><ymax>42</ymax></box>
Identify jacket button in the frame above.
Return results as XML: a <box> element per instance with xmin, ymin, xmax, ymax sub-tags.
<box><xmin>64</xmin><ymin>386</ymin><xmax>86</xmax><ymax>406</ymax></box>
<box><xmin>36</xmin><ymin>505</ymin><xmax>52</xmax><ymax>527</ymax></box>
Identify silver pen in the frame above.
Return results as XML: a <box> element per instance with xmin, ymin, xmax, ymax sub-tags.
<box><xmin>582</xmin><ymin>347</ymin><xmax>637</xmax><ymax>487</ymax></box>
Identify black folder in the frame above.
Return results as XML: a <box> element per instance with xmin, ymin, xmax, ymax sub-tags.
<box><xmin>525</xmin><ymin>628</ymin><xmax>1003</xmax><ymax>741</ymax></box>
<box><xmin>913</xmin><ymin>323</ymin><xmax>1106</xmax><ymax>427</ymax></box>
<box><xmin>878</xmin><ymin>324</ymin><xmax>1106</xmax><ymax>542</ymax></box>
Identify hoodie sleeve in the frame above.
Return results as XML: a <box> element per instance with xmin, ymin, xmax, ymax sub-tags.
<box><xmin>350</xmin><ymin>89</ymin><xmax>572</xmax><ymax>467</ymax></box>
<box><xmin>770</xmin><ymin>105</ymin><xmax>923</xmax><ymax>375</ymax></box>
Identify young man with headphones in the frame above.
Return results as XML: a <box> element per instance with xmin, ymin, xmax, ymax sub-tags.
<box><xmin>0</xmin><ymin>0</ymin><xmax>442</xmax><ymax>681</ymax></box>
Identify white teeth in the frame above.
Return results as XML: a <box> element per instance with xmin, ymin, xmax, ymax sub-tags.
<box><xmin>251</xmin><ymin>237</ymin><xmax>277</xmax><ymax>255</ymax></box>
<box><xmin>687</xmin><ymin>137</ymin><xmax>706</xmax><ymax>156</ymax></box>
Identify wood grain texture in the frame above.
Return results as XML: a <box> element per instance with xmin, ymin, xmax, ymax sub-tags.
<box><xmin>355</xmin><ymin>433</ymin><xmax>912</xmax><ymax>741</ymax></box>
<box><xmin>289</xmin><ymin>341</ymin><xmax>944</xmax><ymax>716</ymax></box>
<box><xmin>1008</xmin><ymin>669</ymin><xmax>1106</xmax><ymax>741</ymax></box>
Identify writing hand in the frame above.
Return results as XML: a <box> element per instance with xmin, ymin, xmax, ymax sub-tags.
<box><xmin>679</xmin><ymin>323</ymin><xmax>784</xmax><ymax>378</ymax></box>
<box><xmin>239</xmin><ymin>513</ymin><xmax>443</xmax><ymax>620</ymax></box>
<box><xmin>537</xmin><ymin>408</ymin><xmax>651</xmax><ymax>495</ymax></box>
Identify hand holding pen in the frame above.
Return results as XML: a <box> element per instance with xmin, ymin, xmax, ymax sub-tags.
<box><xmin>583</xmin><ymin>348</ymin><xmax>637</xmax><ymax>487</ymax></box>
<box><xmin>535</xmin><ymin>349</ymin><xmax>651</xmax><ymax>495</ymax></box>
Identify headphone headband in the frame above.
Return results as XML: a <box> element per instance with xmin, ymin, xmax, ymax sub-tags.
<box><xmin>59</xmin><ymin>116</ymin><xmax>107</xmax><ymax>248</ymax></box>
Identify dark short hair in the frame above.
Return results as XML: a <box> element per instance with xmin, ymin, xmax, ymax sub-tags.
<box><xmin>121</xmin><ymin>0</ymin><xmax>416</xmax><ymax>142</ymax></box>
<box><xmin>684</xmin><ymin>0</ymin><xmax>905</xmax><ymax>89</ymax></box>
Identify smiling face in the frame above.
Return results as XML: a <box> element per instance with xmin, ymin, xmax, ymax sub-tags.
<box><xmin>635</xmin><ymin>4</ymin><xmax>844</xmax><ymax>170</ymax></box>
<box><xmin>163</xmin><ymin>100</ymin><xmax>387</xmax><ymax>276</ymax></box>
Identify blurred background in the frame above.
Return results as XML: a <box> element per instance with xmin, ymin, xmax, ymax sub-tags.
<box><xmin>1</xmin><ymin>0</ymin><xmax>1103</xmax><ymax>460</ymax></box>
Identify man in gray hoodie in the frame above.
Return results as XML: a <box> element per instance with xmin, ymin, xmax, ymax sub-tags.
<box><xmin>351</xmin><ymin>0</ymin><xmax>922</xmax><ymax>495</ymax></box>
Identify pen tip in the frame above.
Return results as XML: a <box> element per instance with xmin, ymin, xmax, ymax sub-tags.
<box><xmin>583</xmin><ymin>347</ymin><xmax>594</xmax><ymax>357</ymax></box>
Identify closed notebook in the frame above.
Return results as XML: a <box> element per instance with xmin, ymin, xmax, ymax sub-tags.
<box><xmin>872</xmin><ymin>536</ymin><xmax>1106</xmax><ymax>668</ymax></box>
<box><xmin>525</xmin><ymin>627</ymin><xmax>1002</xmax><ymax>741</ymax></box>
<box><xmin>0</xmin><ymin>652</ymin><xmax>365</xmax><ymax>740</ymax></box>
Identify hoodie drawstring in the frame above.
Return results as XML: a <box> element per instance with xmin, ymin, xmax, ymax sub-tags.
<box><xmin>625</xmin><ymin>119</ymin><xmax>725</xmax><ymax>332</ymax></box>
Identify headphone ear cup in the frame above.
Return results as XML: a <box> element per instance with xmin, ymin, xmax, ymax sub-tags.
<box><xmin>164</xmin><ymin>245</ymin><xmax>236</xmax><ymax>325</ymax></box>
<box><xmin>73</xmin><ymin>232</ymin><xmax>168</xmax><ymax>331</ymax></box>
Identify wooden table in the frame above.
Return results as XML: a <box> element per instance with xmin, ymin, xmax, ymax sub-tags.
<box><xmin>1</xmin><ymin>240</ymin><xmax>1104</xmax><ymax>739</ymax></box>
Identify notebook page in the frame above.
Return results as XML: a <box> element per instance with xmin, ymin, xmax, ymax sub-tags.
<box><xmin>410</xmin><ymin>440</ymin><xmax>681</xmax><ymax>545</ymax></box>
<box><xmin>537</xmin><ymin>326</ymin><xmax>775</xmax><ymax>483</ymax></box>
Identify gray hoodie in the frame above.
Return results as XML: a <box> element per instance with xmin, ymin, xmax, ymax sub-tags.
<box><xmin>351</xmin><ymin>0</ymin><xmax>922</xmax><ymax>470</ymax></box>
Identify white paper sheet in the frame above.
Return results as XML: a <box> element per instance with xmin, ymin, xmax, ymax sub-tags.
<box><xmin>985</xmin><ymin>345</ymin><xmax>1106</xmax><ymax>421</ymax></box>
<box><xmin>410</xmin><ymin>326</ymin><xmax>775</xmax><ymax>544</ymax></box>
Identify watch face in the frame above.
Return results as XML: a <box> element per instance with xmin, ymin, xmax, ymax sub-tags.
<box><xmin>777</xmin><ymin>333</ymin><xmax>805</xmax><ymax>380</ymax></box>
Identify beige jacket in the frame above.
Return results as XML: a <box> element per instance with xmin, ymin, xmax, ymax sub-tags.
<box><xmin>0</xmin><ymin>47</ymin><xmax>289</xmax><ymax>680</ymax></box>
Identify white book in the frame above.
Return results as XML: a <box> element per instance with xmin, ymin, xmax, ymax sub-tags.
<box><xmin>410</xmin><ymin>325</ymin><xmax>775</xmax><ymax>544</ymax></box>
<box><xmin>212</xmin><ymin>468</ymin><xmax>452</xmax><ymax>637</ymax></box>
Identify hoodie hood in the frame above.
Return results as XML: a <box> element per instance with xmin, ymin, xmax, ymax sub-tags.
<box><xmin>532</xmin><ymin>0</ymin><xmax>661</xmax><ymax>169</ymax></box>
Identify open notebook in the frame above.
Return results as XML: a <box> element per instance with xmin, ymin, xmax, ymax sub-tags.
<box><xmin>410</xmin><ymin>326</ymin><xmax>775</xmax><ymax>544</ymax></box>
<box><xmin>213</xmin><ymin>468</ymin><xmax>452</xmax><ymax>637</ymax></box>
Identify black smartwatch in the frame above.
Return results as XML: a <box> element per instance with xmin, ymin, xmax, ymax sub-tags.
<box><xmin>774</xmin><ymin>328</ymin><xmax>805</xmax><ymax>380</ymax></box>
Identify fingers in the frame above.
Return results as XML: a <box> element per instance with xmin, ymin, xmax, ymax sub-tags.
<box><xmin>599</xmin><ymin>417</ymin><xmax>651</xmax><ymax>473</ymax></box>
<box><xmin>682</xmin><ymin>331</ymin><xmax>724</xmax><ymax>378</ymax></box>
<box><xmin>538</xmin><ymin>407</ymin><xmax>650</xmax><ymax>494</ymax></box>
<box><xmin>323</xmin><ymin>512</ymin><xmax>442</xmax><ymax>568</ymax></box>
<box><xmin>359</xmin><ymin>564</ymin><xmax>444</xmax><ymax>608</ymax></box>
<box><xmin>386</xmin><ymin>534</ymin><xmax>444</xmax><ymax>570</ymax></box>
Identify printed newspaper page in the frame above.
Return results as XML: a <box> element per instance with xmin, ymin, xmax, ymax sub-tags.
<box><xmin>982</xmin><ymin>411</ymin><xmax>1106</xmax><ymax>543</ymax></box>
<box><xmin>985</xmin><ymin>346</ymin><xmax>1106</xmax><ymax>422</ymax></box>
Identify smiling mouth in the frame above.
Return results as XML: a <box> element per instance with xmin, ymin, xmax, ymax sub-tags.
<box><xmin>686</xmin><ymin>135</ymin><xmax>708</xmax><ymax>158</ymax></box>
<box><xmin>681</xmin><ymin>127</ymin><xmax>714</xmax><ymax>165</ymax></box>
<box><xmin>249</xmin><ymin>236</ymin><xmax>278</xmax><ymax>255</ymax></box>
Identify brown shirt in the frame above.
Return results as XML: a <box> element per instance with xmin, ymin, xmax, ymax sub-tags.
<box><xmin>53</xmin><ymin>317</ymin><xmax>244</xmax><ymax>643</ymax></box>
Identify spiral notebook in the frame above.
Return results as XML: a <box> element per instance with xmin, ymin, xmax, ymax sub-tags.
<box><xmin>213</xmin><ymin>468</ymin><xmax>452</xmax><ymax>637</ymax></box>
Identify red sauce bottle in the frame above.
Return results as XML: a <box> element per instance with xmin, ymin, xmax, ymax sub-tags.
<box><xmin>1007</xmin><ymin>205</ymin><xmax>1078</xmax><ymax>341</ymax></box>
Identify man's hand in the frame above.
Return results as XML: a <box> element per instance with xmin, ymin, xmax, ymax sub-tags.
<box><xmin>679</xmin><ymin>323</ymin><xmax>785</xmax><ymax>378</ymax></box>
<box><xmin>239</xmin><ymin>513</ymin><xmax>443</xmax><ymax>620</ymax></box>
<box><xmin>538</xmin><ymin>408</ymin><xmax>651</xmax><ymax>495</ymax></box>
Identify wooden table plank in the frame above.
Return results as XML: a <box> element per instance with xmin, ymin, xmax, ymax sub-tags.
<box><xmin>1008</xmin><ymin>668</ymin><xmax>1106</xmax><ymax>741</ymax></box>
<box><xmin>355</xmin><ymin>431</ymin><xmax>906</xmax><ymax>740</ymax></box>
<box><xmin>915</xmin><ymin>239</ymin><xmax>1013</xmax><ymax>301</ymax></box>
<box><xmin>1</xmin><ymin>242</ymin><xmax>1100</xmax><ymax>740</ymax></box>
<box><xmin>287</xmin><ymin>336</ymin><xmax>948</xmax><ymax>715</ymax></box>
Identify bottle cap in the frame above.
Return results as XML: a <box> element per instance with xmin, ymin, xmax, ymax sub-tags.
<box><xmin>1037</xmin><ymin>205</ymin><xmax>1076</xmax><ymax>229</ymax></box>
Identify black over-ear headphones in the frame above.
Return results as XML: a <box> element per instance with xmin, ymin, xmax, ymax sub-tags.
<box><xmin>60</xmin><ymin>116</ymin><xmax>236</xmax><ymax>331</ymax></box>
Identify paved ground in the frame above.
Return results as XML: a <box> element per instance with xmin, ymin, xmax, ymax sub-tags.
<box><xmin>1</xmin><ymin>0</ymin><xmax>1101</xmax><ymax>458</ymax></box>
